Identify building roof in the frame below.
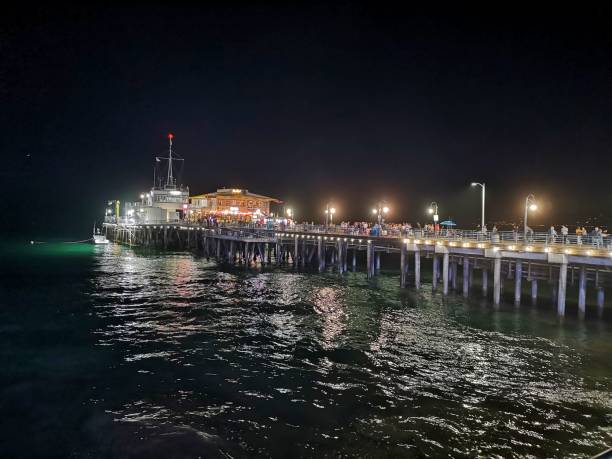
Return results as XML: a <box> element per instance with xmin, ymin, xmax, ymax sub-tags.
<box><xmin>191</xmin><ymin>188</ymin><xmax>282</xmax><ymax>203</ymax></box>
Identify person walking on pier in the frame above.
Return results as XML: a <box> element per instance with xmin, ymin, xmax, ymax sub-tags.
<box><xmin>561</xmin><ymin>225</ymin><xmax>569</xmax><ymax>244</ymax></box>
<box><xmin>548</xmin><ymin>225</ymin><xmax>558</xmax><ymax>244</ymax></box>
<box><xmin>576</xmin><ymin>226</ymin><xmax>587</xmax><ymax>245</ymax></box>
<box><xmin>491</xmin><ymin>225</ymin><xmax>499</xmax><ymax>243</ymax></box>
<box><xmin>592</xmin><ymin>227</ymin><xmax>603</xmax><ymax>248</ymax></box>
<box><xmin>481</xmin><ymin>224</ymin><xmax>488</xmax><ymax>241</ymax></box>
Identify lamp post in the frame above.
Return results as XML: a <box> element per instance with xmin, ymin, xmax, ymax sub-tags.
<box><xmin>427</xmin><ymin>202</ymin><xmax>439</xmax><ymax>224</ymax></box>
<box><xmin>324</xmin><ymin>203</ymin><xmax>336</xmax><ymax>226</ymax></box>
<box><xmin>523</xmin><ymin>194</ymin><xmax>538</xmax><ymax>241</ymax></box>
<box><xmin>470</xmin><ymin>182</ymin><xmax>485</xmax><ymax>230</ymax></box>
<box><xmin>371</xmin><ymin>201</ymin><xmax>390</xmax><ymax>225</ymax></box>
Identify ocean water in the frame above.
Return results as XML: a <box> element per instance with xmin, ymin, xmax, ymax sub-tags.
<box><xmin>0</xmin><ymin>241</ymin><xmax>611</xmax><ymax>458</ymax></box>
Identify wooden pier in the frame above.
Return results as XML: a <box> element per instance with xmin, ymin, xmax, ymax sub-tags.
<box><xmin>103</xmin><ymin>223</ymin><xmax>611</xmax><ymax>318</ymax></box>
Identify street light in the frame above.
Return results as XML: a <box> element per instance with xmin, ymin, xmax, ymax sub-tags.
<box><xmin>286</xmin><ymin>208</ymin><xmax>293</xmax><ymax>219</ymax></box>
<box><xmin>428</xmin><ymin>202</ymin><xmax>439</xmax><ymax>223</ymax></box>
<box><xmin>324</xmin><ymin>203</ymin><xmax>336</xmax><ymax>226</ymax></box>
<box><xmin>372</xmin><ymin>201</ymin><xmax>390</xmax><ymax>225</ymax></box>
<box><xmin>470</xmin><ymin>182</ymin><xmax>485</xmax><ymax>229</ymax></box>
<box><xmin>524</xmin><ymin>194</ymin><xmax>538</xmax><ymax>241</ymax></box>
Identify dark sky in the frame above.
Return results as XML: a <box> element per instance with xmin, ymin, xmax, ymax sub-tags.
<box><xmin>2</xmin><ymin>3</ymin><xmax>612</xmax><ymax>236</ymax></box>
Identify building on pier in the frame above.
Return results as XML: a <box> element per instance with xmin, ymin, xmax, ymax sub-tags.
<box><xmin>190</xmin><ymin>188</ymin><xmax>282</xmax><ymax>221</ymax></box>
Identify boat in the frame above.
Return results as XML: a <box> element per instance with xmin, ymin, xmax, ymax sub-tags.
<box><xmin>93</xmin><ymin>224</ymin><xmax>110</xmax><ymax>244</ymax></box>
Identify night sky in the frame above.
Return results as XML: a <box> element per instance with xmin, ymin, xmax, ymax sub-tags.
<box><xmin>2</xmin><ymin>4</ymin><xmax>612</xmax><ymax>236</ymax></box>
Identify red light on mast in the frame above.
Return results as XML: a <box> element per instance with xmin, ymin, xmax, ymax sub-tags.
<box><xmin>168</xmin><ymin>133</ymin><xmax>174</xmax><ymax>139</ymax></box>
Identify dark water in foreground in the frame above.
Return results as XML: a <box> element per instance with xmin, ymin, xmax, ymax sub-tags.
<box><xmin>1</xmin><ymin>242</ymin><xmax>611</xmax><ymax>458</ymax></box>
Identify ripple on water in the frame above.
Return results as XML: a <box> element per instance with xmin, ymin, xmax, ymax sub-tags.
<box><xmin>4</xmin><ymin>244</ymin><xmax>608</xmax><ymax>457</ymax></box>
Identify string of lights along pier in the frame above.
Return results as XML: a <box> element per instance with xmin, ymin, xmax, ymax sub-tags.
<box><xmin>103</xmin><ymin>134</ymin><xmax>611</xmax><ymax>319</ymax></box>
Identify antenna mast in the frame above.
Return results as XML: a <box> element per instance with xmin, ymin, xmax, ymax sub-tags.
<box><xmin>166</xmin><ymin>133</ymin><xmax>174</xmax><ymax>188</ymax></box>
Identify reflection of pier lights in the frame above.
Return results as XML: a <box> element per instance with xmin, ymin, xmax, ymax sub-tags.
<box><xmin>324</xmin><ymin>203</ymin><xmax>336</xmax><ymax>226</ymax></box>
<box><xmin>427</xmin><ymin>202</ymin><xmax>439</xmax><ymax>224</ymax></box>
<box><xmin>372</xmin><ymin>201</ymin><xmax>390</xmax><ymax>225</ymax></box>
<box><xmin>523</xmin><ymin>194</ymin><xmax>538</xmax><ymax>241</ymax></box>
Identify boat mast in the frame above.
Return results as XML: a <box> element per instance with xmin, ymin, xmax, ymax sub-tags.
<box><xmin>154</xmin><ymin>133</ymin><xmax>182</xmax><ymax>190</ymax></box>
<box><xmin>166</xmin><ymin>133</ymin><xmax>174</xmax><ymax>188</ymax></box>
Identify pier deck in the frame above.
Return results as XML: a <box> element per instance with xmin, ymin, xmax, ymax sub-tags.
<box><xmin>103</xmin><ymin>222</ymin><xmax>611</xmax><ymax>318</ymax></box>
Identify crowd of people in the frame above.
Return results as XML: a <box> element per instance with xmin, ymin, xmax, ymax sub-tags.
<box><xmin>279</xmin><ymin>220</ymin><xmax>611</xmax><ymax>247</ymax></box>
<box><xmin>187</xmin><ymin>214</ymin><xmax>610</xmax><ymax>248</ymax></box>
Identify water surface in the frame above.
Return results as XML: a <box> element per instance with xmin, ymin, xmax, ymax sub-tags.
<box><xmin>1</xmin><ymin>242</ymin><xmax>611</xmax><ymax>457</ymax></box>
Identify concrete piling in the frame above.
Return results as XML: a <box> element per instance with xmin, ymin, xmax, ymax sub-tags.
<box><xmin>482</xmin><ymin>269</ymin><xmax>488</xmax><ymax>296</ymax></box>
<box><xmin>514</xmin><ymin>261</ymin><xmax>522</xmax><ymax>305</ymax></box>
<box><xmin>493</xmin><ymin>256</ymin><xmax>501</xmax><ymax>305</ymax></box>
<box><xmin>414</xmin><ymin>250</ymin><xmax>421</xmax><ymax>289</ymax></box>
<box><xmin>442</xmin><ymin>252</ymin><xmax>449</xmax><ymax>295</ymax></box>
<box><xmin>432</xmin><ymin>255</ymin><xmax>439</xmax><ymax>290</ymax></box>
<box><xmin>578</xmin><ymin>267</ymin><xmax>586</xmax><ymax>316</ymax></box>
<box><xmin>400</xmin><ymin>242</ymin><xmax>407</xmax><ymax>288</ymax></box>
<box><xmin>317</xmin><ymin>238</ymin><xmax>324</xmax><ymax>272</ymax></box>
<box><xmin>557</xmin><ymin>262</ymin><xmax>568</xmax><ymax>317</ymax></box>
<box><xmin>463</xmin><ymin>257</ymin><xmax>469</xmax><ymax>297</ymax></box>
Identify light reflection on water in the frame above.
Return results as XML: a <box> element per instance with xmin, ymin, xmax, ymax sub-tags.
<box><xmin>2</xmin><ymin>242</ymin><xmax>611</xmax><ymax>457</ymax></box>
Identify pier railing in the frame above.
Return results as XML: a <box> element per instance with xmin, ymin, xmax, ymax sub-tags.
<box><xmin>105</xmin><ymin>221</ymin><xmax>611</xmax><ymax>250</ymax></box>
<box><xmin>267</xmin><ymin>224</ymin><xmax>611</xmax><ymax>249</ymax></box>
